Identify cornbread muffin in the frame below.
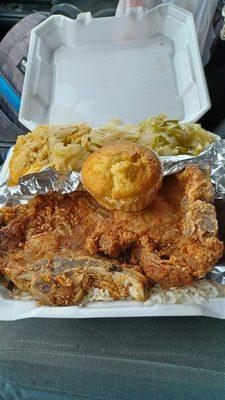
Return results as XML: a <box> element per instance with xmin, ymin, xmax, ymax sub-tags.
<box><xmin>81</xmin><ymin>143</ymin><xmax>162</xmax><ymax>211</ymax></box>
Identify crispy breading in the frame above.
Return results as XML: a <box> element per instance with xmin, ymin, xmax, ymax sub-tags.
<box><xmin>0</xmin><ymin>165</ymin><xmax>223</xmax><ymax>305</ymax></box>
<box><xmin>5</xmin><ymin>256</ymin><xmax>149</xmax><ymax>306</ymax></box>
<box><xmin>0</xmin><ymin>191</ymin><xmax>149</xmax><ymax>304</ymax></box>
<box><xmin>85</xmin><ymin>165</ymin><xmax>224</xmax><ymax>287</ymax></box>
<box><xmin>86</xmin><ymin>219</ymin><xmax>138</xmax><ymax>257</ymax></box>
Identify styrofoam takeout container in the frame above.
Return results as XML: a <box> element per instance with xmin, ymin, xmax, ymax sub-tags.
<box><xmin>1</xmin><ymin>143</ymin><xmax>225</xmax><ymax>320</ymax></box>
<box><xmin>1</xmin><ymin>5</ymin><xmax>222</xmax><ymax>320</ymax></box>
<box><xmin>19</xmin><ymin>3</ymin><xmax>210</xmax><ymax>131</ymax></box>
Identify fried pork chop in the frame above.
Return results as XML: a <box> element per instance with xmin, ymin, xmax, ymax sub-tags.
<box><xmin>87</xmin><ymin>165</ymin><xmax>224</xmax><ymax>287</ymax></box>
<box><xmin>6</xmin><ymin>255</ymin><xmax>148</xmax><ymax>306</ymax></box>
<box><xmin>0</xmin><ymin>191</ymin><xmax>149</xmax><ymax>304</ymax></box>
<box><xmin>0</xmin><ymin>165</ymin><xmax>223</xmax><ymax>305</ymax></box>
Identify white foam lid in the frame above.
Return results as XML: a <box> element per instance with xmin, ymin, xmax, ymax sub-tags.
<box><xmin>19</xmin><ymin>4</ymin><xmax>210</xmax><ymax>130</ymax></box>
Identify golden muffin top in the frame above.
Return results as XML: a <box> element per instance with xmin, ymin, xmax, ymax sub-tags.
<box><xmin>81</xmin><ymin>143</ymin><xmax>162</xmax><ymax>201</ymax></box>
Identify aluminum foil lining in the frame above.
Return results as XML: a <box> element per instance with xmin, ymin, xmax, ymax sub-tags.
<box><xmin>19</xmin><ymin>168</ymin><xmax>80</xmax><ymax>195</ymax></box>
<box><xmin>1</xmin><ymin>139</ymin><xmax>225</xmax><ymax>206</ymax></box>
<box><xmin>0</xmin><ymin>168</ymin><xmax>80</xmax><ymax>207</ymax></box>
<box><xmin>0</xmin><ymin>139</ymin><xmax>225</xmax><ymax>285</ymax></box>
<box><xmin>208</xmin><ymin>264</ymin><xmax>225</xmax><ymax>285</ymax></box>
<box><xmin>162</xmin><ymin>139</ymin><xmax>225</xmax><ymax>199</ymax></box>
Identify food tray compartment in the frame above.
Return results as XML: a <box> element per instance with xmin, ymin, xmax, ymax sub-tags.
<box><xmin>0</xmin><ymin>148</ymin><xmax>225</xmax><ymax>320</ymax></box>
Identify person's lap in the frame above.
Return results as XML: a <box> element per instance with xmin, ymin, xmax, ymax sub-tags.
<box><xmin>0</xmin><ymin>316</ymin><xmax>225</xmax><ymax>400</ymax></box>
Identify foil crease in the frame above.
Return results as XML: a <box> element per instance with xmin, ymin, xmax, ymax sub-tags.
<box><xmin>0</xmin><ymin>168</ymin><xmax>80</xmax><ymax>207</ymax></box>
<box><xmin>19</xmin><ymin>168</ymin><xmax>80</xmax><ymax>195</ymax></box>
<box><xmin>162</xmin><ymin>139</ymin><xmax>225</xmax><ymax>198</ymax></box>
<box><xmin>208</xmin><ymin>264</ymin><xmax>225</xmax><ymax>285</ymax></box>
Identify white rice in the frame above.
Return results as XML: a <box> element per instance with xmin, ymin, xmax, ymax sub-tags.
<box><xmin>10</xmin><ymin>290</ymin><xmax>33</xmax><ymax>301</ymax></box>
<box><xmin>81</xmin><ymin>279</ymin><xmax>225</xmax><ymax>306</ymax></box>
<box><xmin>9</xmin><ymin>279</ymin><xmax>225</xmax><ymax>306</ymax></box>
<box><xmin>79</xmin><ymin>288</ymin><xmax>115</xmax><ymax>306</ymax></box>
<box><xmin>144</xmin><ymin>280</ymin><xmax>225</xmax><ymax>306</ymax></box>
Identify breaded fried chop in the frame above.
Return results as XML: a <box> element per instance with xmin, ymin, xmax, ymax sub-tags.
<box><xmin>86</xmin><ymin>165</ymin><xmax>224</xmax><ymax>287</ymax></box>
<box><xmin>0</xmin><ymin>165</ymin><xmax>223</xmax><ymax>305</ymax></box>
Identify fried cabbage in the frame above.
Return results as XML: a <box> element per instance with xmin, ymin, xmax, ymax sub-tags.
<box><xmin>8</xmin><ymin>116</ymin><xmax>217</xmax><ymax>186</ymax></box>
<box><xmin>93</xmin><ymin>115</ymin><xmax>217</xmax><ymax>156</ymax></box>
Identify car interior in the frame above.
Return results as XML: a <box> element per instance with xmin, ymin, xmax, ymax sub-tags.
<box><xmin>0</xmin><ymin>2</ymin><xmax>225</xmax><ymax>399</ymax></box>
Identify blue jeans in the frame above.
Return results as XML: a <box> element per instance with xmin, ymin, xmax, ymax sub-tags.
<box><xmin>0</xmin><ymin>317</ymin><xmax>225</xmax><ymax>400</ymax></box>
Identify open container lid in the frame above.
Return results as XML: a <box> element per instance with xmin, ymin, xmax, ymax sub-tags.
<box><xmin>19</xmin><ymin>3</ymin><xmax>210</xmax><ymax>131</ymax></box>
